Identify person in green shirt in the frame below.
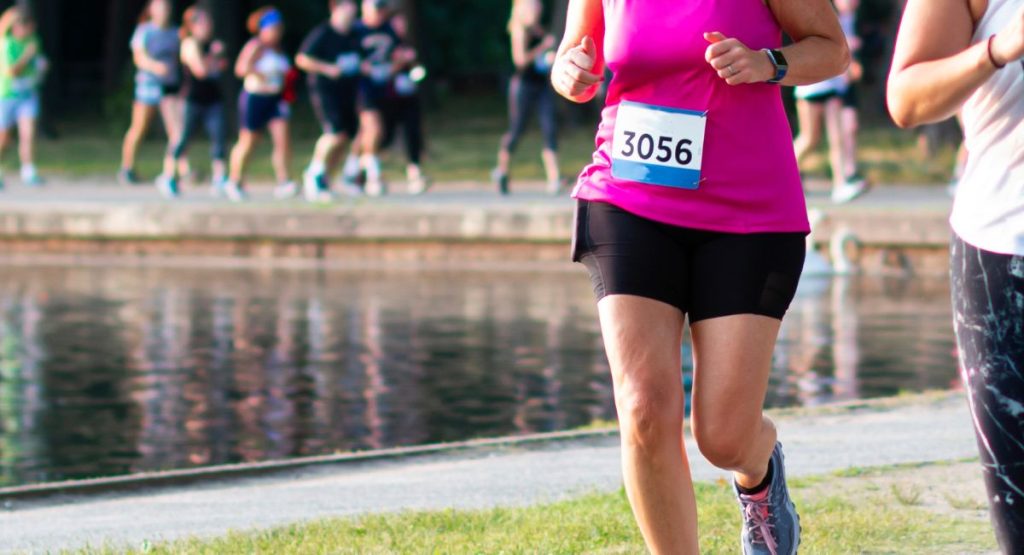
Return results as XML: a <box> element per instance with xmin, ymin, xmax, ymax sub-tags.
<box><xmin>0</xmin><ymin>7</ymin><xmax>46</xmax><ymax>189</ymax></box>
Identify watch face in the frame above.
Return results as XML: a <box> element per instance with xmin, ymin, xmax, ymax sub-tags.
<box><xmin>772</xmin><ymin>49</ymin><xmax>788</xmax><ymax>69</ymax></box>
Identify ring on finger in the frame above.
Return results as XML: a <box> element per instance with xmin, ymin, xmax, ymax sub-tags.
<box><xmin>730</xmin><ymin>65</ymin><xmax>739</xmax><ymax>77</ymax></box>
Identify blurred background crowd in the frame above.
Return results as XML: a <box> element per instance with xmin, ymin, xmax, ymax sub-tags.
<box><xmin>0</xmin><ymin>0</ymin><xmax>964</xmax><ymax>200</ymax></box>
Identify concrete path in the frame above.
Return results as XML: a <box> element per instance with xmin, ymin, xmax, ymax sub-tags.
<box><xmin>0</xmin><ymin>393</ymin><xmax>978</xmax><ymax>554</ymax></box>
<box><xmin>0</xmin><ymin>180</ymin><xmax>954</xmax><ymax>278</ymax></box>
<box><xmin>0</xmin><ymin>178</ymin><xmax>950</xmax><ymax>210</ymax></box>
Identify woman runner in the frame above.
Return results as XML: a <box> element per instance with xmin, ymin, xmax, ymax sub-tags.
<box><xmin>225</xmin><ymin>7</ymin><xmax>295</xmax><ymax>203</ymax></box>
<box><xmin>552</xmin><ymin>0</ymin><xmax>849</xmax><ymax>552</ymax></box>
<box><xmin>0</xmin><ymin>6</ymin><xmax>47</xmax><ymax>189</ymax></box>
<box><xmin>156</xmin><ymin>5</ymin><xmax>228</xmax><ymax>199</ymax></box>
<box><xmin>119</xmin><ymin>0</ymin><xmax>185</xmax><ymax>186</ymax></box>
<box><xmin>493</xmin><ymin>0</ymin><xmax>561</xmax><ymax>196</ymax></box>
<box><xmin>382</xmin><ymin>12</ymin><xmax>428</xmax><ymax>195</ymax></box>
<box><xmin>889</xmin><ymin>1</ymin><xmax>1024</xmax><ymax>552</ymax></box>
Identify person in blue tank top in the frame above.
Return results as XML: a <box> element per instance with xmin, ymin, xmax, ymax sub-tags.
<box><xmin>119</xmin><ymin>0</ymin><xmax>186</xmax><ymax>186</ymax></box>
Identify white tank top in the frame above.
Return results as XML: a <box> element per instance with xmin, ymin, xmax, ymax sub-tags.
<box><xmin>244</xmin><ymin>47</ymin><xmax>290</xmax><ymax>94</ymax></box>
<box><xmin>952</xmin><ymin>0</ymin><xmax>1024</xmax><ymax>255</ymax></box>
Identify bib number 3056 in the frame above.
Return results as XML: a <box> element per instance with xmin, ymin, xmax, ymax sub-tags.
<box><xmin>611</xmin><ymin>101</ymin><xmax>707</xmax><ymax>190</ymax></box>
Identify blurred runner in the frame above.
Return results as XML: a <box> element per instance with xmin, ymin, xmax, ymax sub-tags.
<box><xmin>225</xmin><ymin>7</ymin><xmax>294</xmax><ymax>203</ymax></box>
<box><xmin>0</xmin><ymin>7</ymin><xmax>47</xmax><ymax>189</ymax></box>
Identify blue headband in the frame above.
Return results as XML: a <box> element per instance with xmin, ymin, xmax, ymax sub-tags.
<box><xmin>259</xmin><ymin>9</ymin><xmax>283</xmax><ymax>30</ymax></box>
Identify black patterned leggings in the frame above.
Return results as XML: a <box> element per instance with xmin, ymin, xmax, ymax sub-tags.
<box><xmin>952</xmin><ymin>234</ymin><xmax>1024</xmax><ymax>554</ymax></box>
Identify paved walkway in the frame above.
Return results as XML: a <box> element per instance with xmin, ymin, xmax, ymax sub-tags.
<box><xmin>0</xmin><ymin>178</ymin><xmax>951</xmax><ymax>212</ymax></box>
<box><xmin>0</xmin><ymin>181</ymin><xmax>953</xmax><ymax>264</ymax></box>
<box><xmin>0</xmin><ymin>393</ymin><xmax>977</xmax><ymax>554</ymax></box>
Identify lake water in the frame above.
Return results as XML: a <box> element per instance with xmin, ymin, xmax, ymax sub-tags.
<box><xmin>0</xmin><ymin>263</ymin><xmax>959</xmax><ymax>487</ymax></box>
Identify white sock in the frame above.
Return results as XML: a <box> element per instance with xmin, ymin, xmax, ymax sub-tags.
<box><xmin>342</xmin><ymin>154</ymin><xmax>361</xmax><ymax>179</ymax></box>
<box><xmin>362</xmin><ymin>155</ymin><xmax>381</xmax><ymax>182</ymax></box>
<box><xmin>21</xmin><ymin>164</ymin><xmax>36</xmax><ymax>179</ymax></box>
<box><xmin>309</xmin><ymin>161</ymin><xmax>326</xmax><ymax>176</ymax></box>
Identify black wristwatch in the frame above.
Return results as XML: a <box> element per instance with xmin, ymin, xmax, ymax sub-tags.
<box><xmin>763</xmin><ymin>49</ymin><xmax>788</xmax><ymax>84</ymax></box>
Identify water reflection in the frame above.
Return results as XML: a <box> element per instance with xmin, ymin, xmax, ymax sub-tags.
<box><xmin>0</xmin><ymin>265</ymin><xmax>957</xmax><ymax>487</ymax></box>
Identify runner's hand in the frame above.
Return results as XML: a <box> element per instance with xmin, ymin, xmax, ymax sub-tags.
<box><xmin>323</xmin><ymin>64</ymin><xmax>344</xmax><ymax>79</ymax></box>
<box><xmin>553</xmin><ymin>35</ymin><xmax>603</xmax><ymax>99</ymax></box>
<box><xmin>704</xmin><ymin>32</ymin><xmax>774</xmax><ymax>85</ymax></box>
<box><xmin>991</xmin><ymin>6</ymin><xmax>1024</xmax><ymax>66</ymax></box>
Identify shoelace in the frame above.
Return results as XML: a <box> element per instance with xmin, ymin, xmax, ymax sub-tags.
<box><xmin>741</xmin><ymin>493</ymin><xmax>778</xmax><ymax>555</ymax></box>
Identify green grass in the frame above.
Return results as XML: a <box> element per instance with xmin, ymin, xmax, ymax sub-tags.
<box><xmin>9</xmin><ymin>96</ymin><xmax>955</xmax><ymax>186</ymax></box>
<box><xmin>78</xmin><ymin>467</ymin><xmax>996</xmax><ymax>555</ymax></box>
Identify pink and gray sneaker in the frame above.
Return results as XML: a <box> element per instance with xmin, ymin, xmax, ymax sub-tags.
<box><xmin>735</xmin><ymin>442</ymin><xmax>801</xmax><ymax>555</ymax></box>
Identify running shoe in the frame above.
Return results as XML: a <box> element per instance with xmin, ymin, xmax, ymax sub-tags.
<box><xmin>365</xmin><ymin>179</ymin><xmax>388</xmax><ymax>198</ymax></box>
<box><xmin>492</xmin><ymin>168</ymin><xmax>510</xmax><ymax>196</ymax></box>
<box><xmin>303</xmin><ymin>170</ymin><xmax>333</xmax><ymax>203</ymax></box>
<box><xmin>735</xmin><ymin>442</ymin><xmax>800</xmax><ymax>555</ymax></box>
<box><xmin>224</xmin><ymin>181</ymin><xmax>247</xmax><ymax>203</ymax></box>
<box><xmin>118</xmin><ymin>168</ymin><xmax>141</xmax><ymax>186</ymax></box>
<box><xmin>155</xmin><ymin>175</ymin><xmax>180</xmax><ymax>199</ymax></box>
<box><xmin>547</xmin><ymin>177</ymin><xmax>565</xmax><ymax>196</ymax></box>
<box><xmin>408</xmin><ymin>174</ymin><xmax>431</xmax><ymax>196</ymax></box>
<box><xmin>338</xmin><ymin>178</ymin><xmax>365</xmax><ymax>198</ymax></box>
<box><xmin>274</xmin><ymin>181</ymin><xmax>300</xmax><ymax>200</ymax></box>
<box><xmin>21</xmin><ymin>169</ymin><xmax>44</xmax><ymax>187</ymax></box>
<box><xmin>210</xmin><ymin>177</ymin><xmax>228</xmax><ymax>198</ymax></box>
<box><xmin>831</xmin><ymin>176</ymin><xmax>869</xmax><ymax>204</ymax></box>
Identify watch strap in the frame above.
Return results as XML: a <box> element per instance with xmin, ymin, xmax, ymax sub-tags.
<box><xmin>763</xmin><ymin>48</ymin><xmax>788</xmax><ymax>84</ymax></box>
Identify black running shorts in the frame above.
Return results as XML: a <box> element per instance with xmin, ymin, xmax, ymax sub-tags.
<box><xmin>571</xmin><ymin>199</ymin><xmax>807</xmax><ymax>322</ymax></box>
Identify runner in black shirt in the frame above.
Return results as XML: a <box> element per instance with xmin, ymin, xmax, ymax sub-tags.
<box><xmin>381</xmin><ymin>12</ymin><xmax>428</xmax><ymax>194</ymax></box>
<box><xmin>341</xmin><ymin>0</ymin><xmax>398</xmax><ymax>197</ymax></box>
<box><xmin>157</xmin><ymin>5</ymin><xmax>228</xmax><ymax>198</ymax></box>
<box><xmin>296</xmin><ymin>0</ymin><xmax>362</xmax><ymax>201</ymax></box>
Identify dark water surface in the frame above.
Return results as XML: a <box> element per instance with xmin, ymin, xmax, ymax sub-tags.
<box><xmin>0</xmin><ymin>264</ymin><xmax>958</xmax><ymax>487</ymax></box>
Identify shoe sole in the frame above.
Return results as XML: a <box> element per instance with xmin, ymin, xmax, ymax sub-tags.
<box><xmin>832</xmin><ymin>181</ymin><xmax>871</xmax><ymax>204</ymax></box>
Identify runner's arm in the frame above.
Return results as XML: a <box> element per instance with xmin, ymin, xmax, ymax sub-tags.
<box><xmin>181</xmin><ymin>37</ymin><xmax>209</xmax><ymax>79</ymax></box>
<box><xmin>552</xmin><ymin>0</ymin><xmax>605</xmax><ymax>103</ymax></box>
<box><xmin>763</xmin><ymin>0</ymin><xmax>850</xmax><ymax>86</ymax></box>
<box><xmin>234</xmin><ymin>39</ymin><xmax>263</xmax><ymax>79</ymax></box>
<box><xmin>296</xmin><ymin>27</ymin><xmax>342</xmax><ymax>79</ymax></box>
<box><xmin>888</xmin><ymin>0</ymin><xmax>1024</xmax><ymax>128</ymax></box>
<box><xmin>296</xmin><ymin>53</ymin><xmax>343</xmax><ymax>78</ymax></box>
<box><xmin>131</xmin><ymin>28</ymin><xmax>169</xmax><ymax>77</ymax></box>
<box><xmin>0</xmin><ymin>8</ymin><xmax>16</xmax><ymax>38</ymax></box>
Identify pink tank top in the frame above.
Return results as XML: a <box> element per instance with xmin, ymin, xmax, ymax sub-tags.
<box><xmin>573</xmin><ymin>0</ymin><xmax>810</xmax><ymax>234</ymax></box>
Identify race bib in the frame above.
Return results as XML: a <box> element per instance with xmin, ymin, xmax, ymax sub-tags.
<box><xmin>611</xmin><ymin>101</ymin><xmax>707</xmax><ymax>190</ymax></box>
<box><xmin>337</xmin><ymin>53</ymin><xmax>361</xmax><ymax>76</ymax></box>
